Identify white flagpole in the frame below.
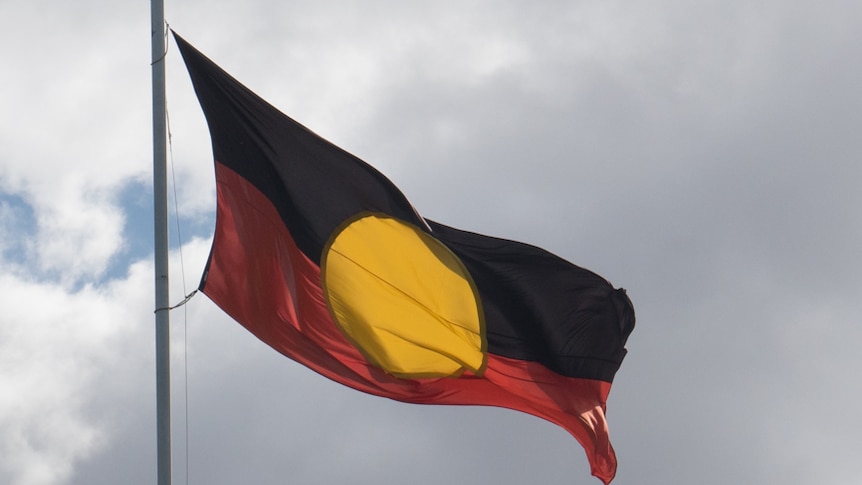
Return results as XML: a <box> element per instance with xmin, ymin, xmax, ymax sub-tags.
<box><xmin>150</xmin><ymin>0</ymin><xmax>171</xmax><ymax>483</ymax></box>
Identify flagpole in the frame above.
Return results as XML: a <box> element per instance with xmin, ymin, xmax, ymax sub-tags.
<box><xmin>150</xmin><ymin>0</ymin><xmax>171</xmax><ymax>483</ymax></box>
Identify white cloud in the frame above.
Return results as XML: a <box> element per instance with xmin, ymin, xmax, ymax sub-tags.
<box><xmin>0</xmin><ymin>273</ymin><xmax>137</xmax><ymax>484</ymax></box>
<box><xmin>0</xmin><ymin>0</ymin><xmax>156</xmax><ymax>284</ymax></box>
<box><xmin>0</xmin><ymin>235</ymin><xmax>215</xmax><ymax>485</ymax></box>
<box><xmin>30</xmin><ymin>183</ymin><xmax>125</xmax><ymax>283</ymax></box>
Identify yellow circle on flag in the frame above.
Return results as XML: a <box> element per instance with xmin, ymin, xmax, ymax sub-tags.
<box><xmin>322</xmin><ymin>214</ymin><xmax>486</xmax><ymax>378</ymax></box>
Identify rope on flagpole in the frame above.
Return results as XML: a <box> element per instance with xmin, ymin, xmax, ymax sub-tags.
<box><xmin>151</xmin><ymin>21</ymin><xmax>171</xmax><ymax>66</ymax></box>
<box><xmin>157</xmin><ymin>27</ymin><xmax>194</xmax><ymax>481</ymax></box>
<box><xmin>149</xmin><ymin>23</ymin><xmax>196</xmax><ymax>317</ymax></box>
<box><xmin>154</xmin><ymin>289</ymin><xmax>198</xmax><ymax>313</ymax></box>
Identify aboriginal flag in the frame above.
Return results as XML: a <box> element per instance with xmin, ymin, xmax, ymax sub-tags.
<box><xmin>176</xmin><ymin>33</ymin><xmax>634</xmax><ymax>484</ymax></box>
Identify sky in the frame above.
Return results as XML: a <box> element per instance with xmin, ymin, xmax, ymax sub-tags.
<box><xmin>1</xmin><ymin>0</ymin><xmax>861</xmax><ymax>484</ymax></box>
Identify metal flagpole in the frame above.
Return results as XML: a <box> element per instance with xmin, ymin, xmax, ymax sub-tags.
<box><xmin>150</xmin><ymin>0</ymin><xmax>171</xmax><ymax>483</ymax></box>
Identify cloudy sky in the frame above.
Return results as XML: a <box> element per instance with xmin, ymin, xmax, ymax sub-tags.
<box><xmin>2</xmin><ymin>0</ymin><xmax>860</xmax><ymax>484</ymax></box>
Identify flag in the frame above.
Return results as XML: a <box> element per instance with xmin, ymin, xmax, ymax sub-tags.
<box><xmin>175</xmin><ymin>33</ymin><xmax>634</xmax><ymax>484</ymax></box>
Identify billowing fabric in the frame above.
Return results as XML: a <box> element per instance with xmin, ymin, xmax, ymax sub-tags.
<box><xmin>176</xmin><ymin>32</ymin><xmax>634</xmax><ymax>484</ymax></box>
